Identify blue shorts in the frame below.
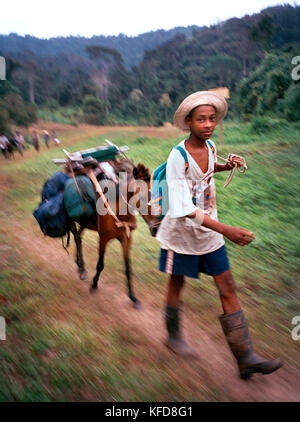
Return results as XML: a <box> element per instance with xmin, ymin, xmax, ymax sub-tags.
<box><xmin>159</xmin><ymin>245</ymin><xmax>230</xmax><ymax>279</ymax></box>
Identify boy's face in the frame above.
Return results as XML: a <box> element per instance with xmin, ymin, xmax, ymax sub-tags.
<box><xmin>185</xmin><ymin>105</ymin><xmax>217</xmax><ymax>141</ymax></box>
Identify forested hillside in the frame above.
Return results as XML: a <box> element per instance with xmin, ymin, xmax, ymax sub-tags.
<box><xmin>0</xmin><ymin>26</ymin><xmax>197</xmax><ymax>69</ymax></box>
<box><xmin>0</xmin><ymin>4</ymin><xmax>299</xmax><ymax>132</ymax></box>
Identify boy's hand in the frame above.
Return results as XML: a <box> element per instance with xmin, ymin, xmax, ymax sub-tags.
<box><xmin>223</xmin><ymin>226</ymin><xmax>255</xmax><ymax>246</ymax></box>
<box><xmin>201</xmin><ymin>215</ymin><xmax>255</xmax><ymax>246</ymax></box>
<box><xmin>227</xmin><ymin>154</ymin><xmax>248</xmax><ymax>171</ymax></box>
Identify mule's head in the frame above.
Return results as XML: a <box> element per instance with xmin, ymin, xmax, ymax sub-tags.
<box><xmin>132</xmin><ymin>163</ymin><xmax>160</xmax><ymax>237</ymax></box>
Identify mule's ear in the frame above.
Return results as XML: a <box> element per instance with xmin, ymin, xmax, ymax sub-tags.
<box><xmin>132</xmin><ymin>167</ymin><xmax>138</xmax><ymax>179</ymax></box>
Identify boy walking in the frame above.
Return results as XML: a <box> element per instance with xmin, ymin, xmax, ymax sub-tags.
<box><xmin>156</xmin><ymin>91</ymin><xmax>283</xmax><ymax>379</ymax></box>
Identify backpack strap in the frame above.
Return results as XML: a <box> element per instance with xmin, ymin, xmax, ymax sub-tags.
<box><xmin>206</xmin><ymin>139</ymin><xmax>217</xmax><ymax>165</ymax></box>
<box><xmin>206</xmin><ymin>139</ymin><xmax>215</xmax><ymax>153</ymax></box>
<box><xmin>173</xmin><ymin>145</ymin><xmax>189</xmax><ymax>171</ymax></box>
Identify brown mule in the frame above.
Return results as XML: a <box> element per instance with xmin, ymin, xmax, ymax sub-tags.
<box><xmin>69</xmin><ymin>159</ymin><xmax>159</xmax><ymax>308</ymax></box>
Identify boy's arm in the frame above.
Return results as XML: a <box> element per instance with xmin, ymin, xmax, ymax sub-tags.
<box><xmin>214</xmin><ymin>162</ymin><xmax>234</xmax><ymax>173</ymax></box>
<box><xmin>188</xmin><ymin>210</ymin><xmax>255</xmax><ymax>247</ymax></box>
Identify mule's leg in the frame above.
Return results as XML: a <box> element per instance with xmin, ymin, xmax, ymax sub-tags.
<box><xmin>120</xmin><ymin>234</ymin><xmax>142</xmax><ymax>309</ymax></box>
<box><xmin>70</xmin><ymin>223</ymin><xmax>88</xmax><ymax>280</ymax></box>
<box><xmin>77</xmin><ymin>230</ymin><xmax>88</xmax><ymax>280</ymax></box>
<box><xmin>91</xmin><ymin>238</ymin><xmax>108</xmax><ymax>290</ymax></box>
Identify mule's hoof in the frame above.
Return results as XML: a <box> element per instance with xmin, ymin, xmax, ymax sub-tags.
<box><xmin>133</xmin><ymin>300</ymin><xmax>143</xmax><ymax>310</ymax></box>
<box><xmin>240</xmin><ymin>372</ymin><xmax>253</xmax><ymax>380</ymax></box>
<box><xmin>89</xmin><ymin>285</ymin><xmax>98</xmax><ymax>294</ymax></box>
<box><xmin>79</xmin><ymin>270</ymin><xmax>88</xmax><ymax>280</ymax></box>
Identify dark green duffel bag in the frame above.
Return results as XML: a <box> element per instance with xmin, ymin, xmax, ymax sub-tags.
<box><xmin>64</xmin><ymin>175</ymin><xmax>97</xmax><ymax>219</ymax></box>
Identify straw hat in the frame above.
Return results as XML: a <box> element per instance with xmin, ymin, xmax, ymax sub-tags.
<box><xmin>173</xmin><ymin>91</ymin><xmax>228</xmax><ymax>131</ymax></box>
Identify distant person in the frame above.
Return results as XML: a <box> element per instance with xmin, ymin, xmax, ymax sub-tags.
<box><xmin>15</xmin><ymin>131</ymin><xmax>25</xmax><ymax>156</ymax></box>
<box><xmin>51</xmin><ymin>129</ymin><xmax>60</xmax><ymax>146</ymax></box>
<box><xmin>43</xmin><ymin>130</ymin><xmax>50</xmax><ymax>149</ymax></box>
<box><xmin>0</xmin><ymin>134</ymin><xmax>9</xmax><ymax>158</ymax></box>
<box><xmin>8</xmin><ymin>135</ymin><xmax>18</xmax><ymax>157</ymax></box>
<box><xmin>156</xmin><ymin>91</ymin><xmax>283</xmax><ymax>380</ymax></box>
<box><xmin>31</xmin><ymin>130</ymin><xmax>40</xmax><ymax>152</ymax></box>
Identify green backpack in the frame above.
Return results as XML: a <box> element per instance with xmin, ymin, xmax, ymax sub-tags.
<box><xmin>150</xmin><ymin>146</ymin><xmax>189</xmax><ymax>221</ymax></box>
<box><xmin>150</xmin><ymin>140</ymin><xmax>215</xmax><ymax>221</ymax></box>
<box><xmin>63</xmin><ymin>175</ymin><xmax>97</xmax><ymax>219</ymax></box>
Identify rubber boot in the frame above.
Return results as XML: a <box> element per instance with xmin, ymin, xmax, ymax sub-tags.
<box><xmin>165</xmin><ymin>305</ymin><xmax>197</xmax><ymax>357</ymax></box>
<box><xmin>219</xmin><ymin>310</ymin><xmax>283</xmax><ymax>380</ymax></box>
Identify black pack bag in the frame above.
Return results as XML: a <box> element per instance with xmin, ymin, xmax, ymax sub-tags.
<box><xmin>33</xmin><ymin>172</ymin><xmax>70</xmax><ymax>238</ymax></box>
<box><xmin>41</xmin><ymin>171</ymin><xmax>70</xmax><ymax>201</ymax></box>
<box><xmin>33</xmin><ymin>192</ymin><xmax>69</xmax><ymax>237</ymax></box>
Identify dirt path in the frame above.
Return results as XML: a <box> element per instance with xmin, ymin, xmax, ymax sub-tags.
<box><xmin>9</xmin><ymin>219</ymin><xmax>300</xmax><ymax>402</ymax></box>
<box><xmin>6</xmin><ymin>122</ymin><xmax>181</xmax><ymax>165</ymax></box>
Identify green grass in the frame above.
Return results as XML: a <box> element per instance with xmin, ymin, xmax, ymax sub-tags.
<box><xmin>37</xmin><ymin>107</ymin><xmax>79</xmax><ymax>126</ymax></box>
<box><xmin>0</xmin><ymin>120</ymin><xmax>299</xmax><ymax>401</ymax></box>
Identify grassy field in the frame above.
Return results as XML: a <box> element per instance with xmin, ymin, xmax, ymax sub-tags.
<box><xmin>0</xmin><ymin>119</ymin><xmax>299</xmax><ymax>401</ymax></box>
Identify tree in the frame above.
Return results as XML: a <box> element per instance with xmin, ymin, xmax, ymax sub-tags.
<box><xmin>0</xmin><ymin>106</ymin><xmax>11</xmax><ymax>134</ymax></box>
<box><xmin>249</xmin><ymin>13</ymin><xmax>275</xmax><ymax>52</ymax></box>
<box><xmin>284</xmin><ymin>82</ymin><xmax>300</xmax><ymax>122</ymax></box>
<box><xmin>130</xmin><ymin>88</ymin><xmax>144</xmax><ymax>116</ymax></box>
<box><xmin>82</xmin><ymin>95</ymin><xmax>105</xmax><ymax>125</ymax></box>
<box><xmin>159</xmin><ymin>93</ymin><xmax>172</xmax><ymax>121</ymax></box>
<box><xmin>13</xmin><ymin>60</ymin><xmax>40</xmax><ymax>104</ymax></box>
<box><xmin>206</xmin><ymin>55</ymin><xmax>242</xmax><ymax>89</ymax></box>
<box><xmin>234</xmin><ymin>52</ymin><xmax>293</xmax><ymax>118</ymax></box>
<box><xmin>86</xmin><ymin>45</ymin><xmax>123</xmax><ymax>115</ymax></box>
<box><xmin>2</xmin><ymin>93</ymin><xmax>37</xmax><ymax>127</ymax></box>
<box><xmin>221</xmin><ymin>17</ymin><xmax>258</xmax><ymax>77</ymax></box>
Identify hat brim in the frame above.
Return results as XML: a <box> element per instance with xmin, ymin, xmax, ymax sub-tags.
<box><xmin>173</xmin><ymin>91</ymin><xmax>228</xmax><ymax>131</ymax></box>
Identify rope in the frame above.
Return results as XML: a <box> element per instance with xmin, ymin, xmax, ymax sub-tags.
<box><xmin>68</xmin><ymin>161</ymin><xmax>88</xmax><ymax>213</ymax></box>
<box><xmin>215</xmin><ymin>153</ymin><xmax>247</xmax><ymax>188</ymax></box>
<box><xmin>187</xmin><ymin>152</ymin><xmax>247</xmax><ymax>188</ymax></box>
<box><xmin>69</xmin><ymin>162</ymin><xmax>84</xmax><ymax>201</ymax></box>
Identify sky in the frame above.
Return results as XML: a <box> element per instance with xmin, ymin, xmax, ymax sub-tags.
<box><xmin>0</xmin><ymin>0</ymin><xmax>298</xmax><ymax>39</ymax></box>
